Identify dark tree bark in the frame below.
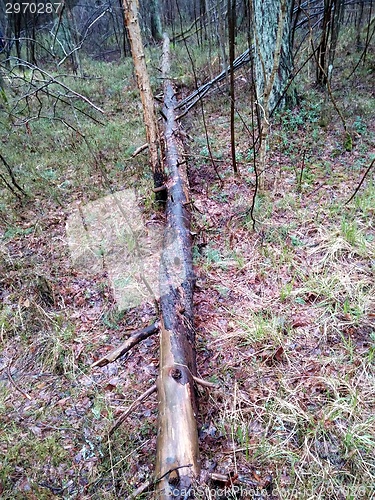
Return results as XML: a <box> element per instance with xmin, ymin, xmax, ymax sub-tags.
<box><xmin>316</xmin><ymin>0</ymin><xmax>345</xmax><ymax>86</ymax></box>
<box><xmin>228</xmin><ymin>0</ymin><xmax>237</xmax><ymax>173</ymax></box>
<box><xmin>61</xmin><ymin>2</ymin><xmax>82</xmax><ymax>74</ymax></box>
<box><xmin>251</xmin><ymin>0</ymin><xmax>295</xmax><ymax>190</ymax></box>
<box><xmin>316</xmin><ymin>0</ymin><xmax>331</xmax><ymax>85</ymax></box>
<box><xmin>150</xmin><ymin>0</ymin><xmax>163</xmax><ymax>41</ymax></box>
<box><xmin>252</xmin><ymin>0</ymin><xmax>295</xmax><ymax>113</ymax></box>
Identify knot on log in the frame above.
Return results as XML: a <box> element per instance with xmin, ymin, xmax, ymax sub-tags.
<box><xmin>168</xmin><ymin>469</ymin><xmax>180</xmax><ymax>486</ymax></box>
<box><xmin>170</xmin><ymin>367</ymin><xmax>182</xmax><ymax>380</ymax></box>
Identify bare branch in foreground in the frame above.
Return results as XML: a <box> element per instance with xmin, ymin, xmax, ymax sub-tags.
<box><xmin>12</xmin><ymin>59</ymin><xmax>105</xmax><ymax>114</ymax></box>
<box><xmin>109</xmin><ymin>384</ymin><xmax>157</xmax><ymax>435</ymax></box>
<box><xmin>345</xmin><ymin>157</ymin><xmax>375</xmax><ymax>205</ymax></box>
<box><xmin>91</xmin><ymin>322</ymin><xmax>159</xmax><ymax>368</ymax></box>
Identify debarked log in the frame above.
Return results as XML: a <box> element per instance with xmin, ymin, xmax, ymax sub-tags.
<box><xmin>154</xmin><ymin>33</ymin><xmax>200</xmax><ymax>499</ymax></box>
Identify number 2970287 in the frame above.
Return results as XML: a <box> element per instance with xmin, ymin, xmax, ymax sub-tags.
<box><xmin>5</xmin><ymin>2</ymin><xmax>62</xmax><ymax>14</ymax></box>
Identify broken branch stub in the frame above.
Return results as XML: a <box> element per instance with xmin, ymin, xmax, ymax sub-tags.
<box><xmin>154</xmin><ymin>33</ymin><xmax>200</xmax><ymax>499</ymax></box>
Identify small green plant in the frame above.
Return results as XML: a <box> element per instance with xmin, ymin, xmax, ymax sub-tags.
<box><xmin>41</xmin><ymin>322</ymin><xmax>76</xmax><ymax>375</ymax></box>
<box><xmin>203</xmin><ymin>247</ymin><xmax>222</xmax><ymax>264</ymax></box>
<box><xmin>340</xmin><ymin>218</ymin><xmax>359</xmax><ymax>246</ymax></box>
<box><xmin>353</xmin><ymin>116</ymin><xmax>367</xmax><ymax>135</ymax></box>
<box><xmin>277</xmin><ymin>103</ymin><xmax>320</xmax><ymax>130</ymax></box>
<box><xmin>344</xmin><ymin>132</ymin><xmax>353</xmax><ymax>152</ymax></box>
<box><xmin>3</xmin><ymin>225</ymin><xmax>34</xmax><ymax>240</ymax></box>
<box><xmin>280</xmin><ymin>280</ymin><xmax>294</xmax><ymax>301</ymax></box>
<box><xmin>102</xmin><ymin>308</ymin><xmax>126</xmax><ymax>329</ymax></box>
<box><xmin>368</xmin><ymin>333</ymin><xmax>375</xmax><ymax>363</ymax></box>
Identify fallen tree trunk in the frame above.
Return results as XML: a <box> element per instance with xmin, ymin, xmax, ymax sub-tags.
<box><xmin>175</xmin><ymin>47</ymin><xmax>252</xmax><ymax>116</ymax></box>
<box><xmin>154</xmin><ymin>33</ymin><xmax>200</xmax><ymax>499</ymax></box>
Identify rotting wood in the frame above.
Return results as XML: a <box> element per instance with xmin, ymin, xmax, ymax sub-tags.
<box><xmin>154</xmin><ymin>33</ymin><xmax>200</xmax><ymax>499</ymax></box>
<box><xmin>91</xmin><ymin>322</ymin><xmax>159</xmax><ymax>368</ymax></box>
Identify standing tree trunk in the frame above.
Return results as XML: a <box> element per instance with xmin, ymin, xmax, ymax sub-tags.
<box><xmin>150</xmin><ymin>0</ymin><xmax>163</xmax><ymax>42</ymax></box>
<box><xmin>117</xmin><ymin>0</ymin><xmax>130</xmax><ymax>56</ymax></box>
<box><xmin>63</xmin><ymin>3</ymin><xmax>82</xmax><ymax>75</ymax></box>
<box><xmin>315</xmin><ymin>0</ymin><xmax>344</xmax><ymax>86</ymax></box>
<box><xmin>154</xmin><ymin>33</ymin><xmax>200</xmax><ymax>499</ymax></box>
<box><xmin>252</xmin><ymin>0</ymin><xmax>295</xmax><ymax>113</ymax></box>
<box><xmin>122</xmin><ymin>0</ymin><xmax>164</xmax><ymax>191</ymax></box>
<box><xmin>228</xmin><ymin>0</ymin><xmax>237</xmax><ymax>173</ymax></box>
<box><xmin>251</xmin><ymin>0</ymin><xmax>294</xmax><ymax>190</ymax></box>
<box><xmin>216</xmin><ymin>0</ymin><xmax>228</xmax><ymax>72</ymax></box>
<box><xmin>316</xmin><ymin>0</ymin><xmax>331</xmax><ymax>85</ymax></box>
<box><xmin>356</xmin><ymin>0</ymin><xmax>365</xmax><ymax>50</ymax></box>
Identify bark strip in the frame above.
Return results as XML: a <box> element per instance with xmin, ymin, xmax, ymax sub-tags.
<box><xmin>154</xmin><ymin>33</ymin><xmax>200</xmax><ymax>499</ymax></box>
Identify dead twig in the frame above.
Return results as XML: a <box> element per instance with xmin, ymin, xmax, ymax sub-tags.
<box><xmin>109</xmin><ymin>384</ymin><xmax>157</xmax><ymax>435</ymax></box>
<box><xmin>125</xmin><ymin>479</ymin><xmax>152</xmax><ymax>499</ymax></box>
<box><xmin>126</xmin><ymin>464</ymin><xmax>194</xmax><ymax>499</ymax></box>
<box><xmin>6</xmin><ymin>359</ymin><xmax>32</xmax><ymax>400</ymax></box>
<box><xmin>192</xmin><ymin>375</ymin><xmax>217</xmax><ymax>389</ymax></box>
<box><xmin>92</xmin><ymin>322</ymin><xmax>159</xmax><ymax>368</ymax></box>
<box><xmin>298</xmin><ymin>149</ymin><xmax>307</xmax><ymax>193</ymax></box>
<box><xmin>153</xmin><ymin>184</ymin><xmax>167</xmax><ymax>193</ymax></box>
<box><xmin>131</xmin><ymin>143</ymin><xmax>148</xmax><ymax>157</ymax></box>
<box><xmin>345</xmin><ymin>158</ymin><xmax>375</xmax><ymax>205</ymax></box>
<box><xmin>14</xmin><ymin>59</ymin><xmax>104</xmax><ymax>114</ymax></box>
<box><xmin>0</xmin><ymin>152</ymin><xmax>27</xmax><ymax>196</ymax></box>
<box><xmin>155</xmin><ymin>463</ymin><xmax>193</xmax><ymax>483</ymax></box>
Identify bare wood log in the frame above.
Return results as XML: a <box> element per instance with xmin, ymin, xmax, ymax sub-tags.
<box><xmin>154</xmin><ymin>33</ymin><xmax>200</xmax><ymax>499</ymax></box>
<box><xmin>91</xmin><ymin>322</ymin><xmax>159</xmax><ymax>368</ymax></box>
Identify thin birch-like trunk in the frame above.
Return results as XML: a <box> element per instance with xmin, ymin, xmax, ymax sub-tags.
<box><xmin>122</xmin><ymin>0</ymin><xmax>164</xmax><ymax>190</ymax></box>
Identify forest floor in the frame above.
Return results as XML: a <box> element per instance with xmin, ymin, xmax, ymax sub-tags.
<box><xmin>0</xmin><ymin>37</ymin><xmax>375</xmax><ymax>499</ymax></box>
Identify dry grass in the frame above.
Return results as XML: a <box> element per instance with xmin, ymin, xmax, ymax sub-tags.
<box><xmin>192</xmin><ymin>179</ymin><xmax>375</xmax><ymax>498</ymax></box>
<box><xmin>190</xmin><ymin>78</ymin><xmax>375</xmax><ymax>497</ymax></box>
